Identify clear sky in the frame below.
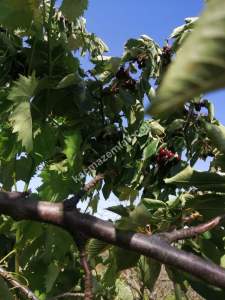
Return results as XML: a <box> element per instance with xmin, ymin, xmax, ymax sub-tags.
<box><xmin>84</xmin><ymin>0</ymin><xmax>203</xmax><ymax>54</ymax></box>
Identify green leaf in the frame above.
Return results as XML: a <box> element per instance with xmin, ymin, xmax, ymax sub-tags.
<box><xmin>0</xmin><ymin>277</ymin><xmax>13</xmax><ymax>300</ymax></box>
<box><xmin>149</xmin><ymin>121</ymin><xmax>165</xmax><ymax>136</ymax></box>
<box><xmin>33</xmin><ymin>126</ymin><xmax>57</xmax><ymax>161</ymax></box>
<box><xmin>143</xmin><ymin>198</ymin><xmax>167</xmax><ymax>210</ymax></box>
<box><xmin>15</xmin><ymin>156</ymin><xmax>34</xmax><ymax>183</ymax></box>
<box><xmin>107</xmin><ymin>205</ymin><xmax>130</xmax><ymax>217</ymax></box>
<box><xmin>45</xmin><ymin>262</ymin><xmax>60</xmax><ymax>293</ymax></box>
<box><xmin>114</xmin><ymin>247</ymin><xmax>140</xmax><ymax>271</ymax></box>
<box><xmin>56</xmin><ymin>73</ymin><xmax>82</xmax><ymax>89</ymax></box>
<box><xmin>87</xmin><ymin>239</ymin><xmax>109</xmax><ymax>259</ymax></box>
<box><xmin>8</xmin><ymin>74</ymin><xmax>38</xmax><ymax>152</ymax></box>
<box><xmin>143</xmin><ymin>139</ymin><xmax>159</xmax><ymax>160</ymax></box>
<box><xmin>9</xmin><ymin>102</ymin><xmax>33</xmax><ymax>152</ymax></box>
<box><xmin>38</xmin><ymin>169</ymin><xmax>76</xmax><ymax>201</ymax></box>
<box><xmin>165</xmin><ymin>166</ymin><xmax>225</xmax><ymax>192</ymax></box>
<box><xmin>63</xmin><ymin>130</ymin><xmax>82</xmax><ymax>166</ymax></box>
<box><xmin>150</xmin><ymin>0</ymin><xmax>225</xmax><ymax>116</ymax></box>
<box><xmin>103</xmin><ymin>261</ymin><xmax>117</xmax><ymax>287</ymax></box>
<box><xmin>117</xmin><ymin>204</ymin><xmax>152</xmax><ymax>231</ymax></box>
<box><xmin>183</xmin><ymin>271</ymin><xmax>225</xmax><ymax>300</ymax></box>
<box><xmin>0</xmin><ymin>0</ymin><xmax>40</xmax><ymax>29</ymax></box>
<box><xmin>60</xmin><ymin>0</ymin><xmax>88</xmax><ymax>21</ymax></box>
<box><xmin>204</xmin><ymin>121</ymin><xmax>225</xmax><ymax>153</ymax></box>
<box><xmin>183</xmin><ymin>193</ymin><xmax>225</xmax><ymax>219</ymax></box>
<box><xmin>138</xmin><ymin>256</ymin><xmax>161</xmax><ymax>292</ymax></box>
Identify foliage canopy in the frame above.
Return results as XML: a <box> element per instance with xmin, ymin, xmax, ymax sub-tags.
<box><xmin>1</xmin><ymin>1</ymin><xmax>225</xmax><ymax>299</ymax></box>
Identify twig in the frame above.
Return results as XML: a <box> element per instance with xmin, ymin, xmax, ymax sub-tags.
<box><xmin>161</xmin><ymin>214</ymin><xmax>225</xmax><ymax>243</ymax></box>
<box><xmin>78</xmin><ymin>243</ymin><xmax>93</xmax><ymax>300</ymax></box>
<box><xmin>49</xmin><ymin>292</ymin><xmax>84</xmax><ymax>299</ymax></box>
<box><xmin>65</xmin><ymin>174</ymin><xmax>104</xmax><ymax>299</ymax></box>
<box><xmin>83</xmin><ymin>173</ymin><xmax>104</xmax><ymax>192</ymax></box>
<box><xmin>64</xmin><ymin>173</ymin><xmax>104</xmax><ymax>209</ymax></box>
<box><xmin>0</xmin><ymin>266</ymin><xmax>38</xmax><ymax>300</ymax></box>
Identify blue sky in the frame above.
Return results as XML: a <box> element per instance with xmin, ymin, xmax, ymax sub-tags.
<box><xmin>84</xmin><ymin>1</ymin><xmax>203</xmax><ymax>55</ymax></box>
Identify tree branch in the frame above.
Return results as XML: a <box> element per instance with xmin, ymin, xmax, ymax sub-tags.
<box><xmin>162</xmin><ymin>214</ymin><xmax>225</xmax><ymax>243</ymax></box>
<box><xmin>64</xmin><ymin>173</ymin><xmax>104</xmax><ymax>209</ymax></box>
<box><xmin>78</xmin><ymin>244</ymin><xmax>93</xmax><ymax>300</ymax></box>
<box><xmin>64</xmin><ymin>174</ymin><xmax>104</xmax><ymax>298</ymax></box>
<box><xmin>0</xmin><ymin>266</ymin><xmax>38</xmax><ymax>300</ymax></box>
<box><xmin>72</xmin><ymin>233</ymin><xmax>93</xmax><ymax>300</ymax></box>
<box><xmin>0</xmin><ymin>191</ymin><xmax>225</xmax><ymax>289</ymax></box>
<box><xmin>49</xmin><ymin>292</ymin><xmax>84</xmax><ymax>299</ymax></box>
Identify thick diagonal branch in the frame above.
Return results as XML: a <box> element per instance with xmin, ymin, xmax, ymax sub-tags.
<box><xmin>0</xmin><ymin>191</ymin><xmax>225</xmax><ymax>289</ymax></box>
<box><xmin>0</xmin><ymin>266</ymin><xmax>38</xmax><ymax>300</ymax></box>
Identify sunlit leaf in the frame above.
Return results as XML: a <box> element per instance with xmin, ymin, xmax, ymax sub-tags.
<box><xmin>8</xmin><ymin>74</ymin><xmax>38</xmax><ymax>151</ymax></box>
<box><xmin>204</xmin><ymin>121</ymin><xmax>225</xmax><ymax>153</ymax></box>
<box><xmin>0</xmin><ymin>0</ymin><xmax>40</xmax><ymax>29</ymax></box>
<box><xmin>63</xmin><ymin>130</ymin><xmax>82</xmax><ymax>166</ymax></box>
<box><xmin>165</xmin><ymin>166</ymin><xmax>225</xmax><ymax>192</ymax></box>
<box><xmin>143</xmin><ymin>139</ymin><xmax>159</xmax><ymax>160</ymax></box>
<box><xmin>60</xmin><ymin>0</ymin><xmax>88</xmax><ymax>21</ymax></box>
<box><xmin>150</xmin><ymin>0</ymin><xmax>225</xmax><ymax>116</ymax></box>
<box><xmin>87</xmin><ymin>239</ymin><xmax>109</xmax><ymax>259</ymax></box>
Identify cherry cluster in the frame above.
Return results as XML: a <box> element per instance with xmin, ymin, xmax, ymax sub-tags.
<box><xmin>115</xmin><ymin>66</ymin><xmax>136</xmax><ymax>91</ymax></box>
<box><xmin>156</xmin><ymin>148</ymin><xmax>180</xmax><ymax>167</ymax></box>
<box><xmin>161</xmin><ymin>45</ymin><xmax>173</xmax><ymax>67</ymax></box>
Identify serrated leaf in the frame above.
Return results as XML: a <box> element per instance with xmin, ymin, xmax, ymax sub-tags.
<box><xmin>38</xmin><ymin>169</ymin><xmax>76</xmax><ymax>201</ymax></box>
<box><xmin>8</xmin><ymin>74</ymin><xmax>38</xmax><ymax>152</ymax></box>
<box><xmin>9</xmin><ymin>102</ymin><xmax>33</xmax><ymax>151</ymax></box>
<box><xmin>60</xmin><ymin>0</ymin><xmax>88</xmax><ymax>22</ymax></box>
<box><xmin>87</xmin><ymin>239</ymin><xmax>109</xmax><ymax>259</ymax></box>
<box><xmin>63</xmin><ymin>130</ymin><xmax>82</xmax><ymax>166</ymax></box>
<box><xmin>0</xmin><ymin>0</ymin><xmax>40</xmax><ymax>29</ymax></box>
<box><xmin>165</xmin><ymin>165</ymin><xmax>225</xmax><ymax>192</ymax></box>
<box><xmin>150</xmin><ymin>0</ymin><xmax>225</xmax><ymax>116</ymax></box>
<box><xmin>143</xmin><ymin>198</ymin><xmax>167</xmax><ymax>210</ymax></box>
<box><xmin>204</xmin><ymin>121</ymin><xmax>225</xmax><ymax>153</ymax></box>
<box><xmin>143</xmin><ymin>139</ymin><xmax>159</xmax><ymax>160</ymax></box>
